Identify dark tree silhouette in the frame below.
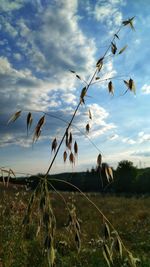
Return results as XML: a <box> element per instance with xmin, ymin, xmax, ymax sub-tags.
<box><xmin>135</xmin><ymin>168</ymin><xmax>150</xmax><ymax>193</ymax></box>
<box><xmin>114</xmin><ymin>160</ymin><xmax>137</xmax><ymax>193</ymax></box>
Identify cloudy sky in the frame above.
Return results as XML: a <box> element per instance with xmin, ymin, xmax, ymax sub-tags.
<box><xmin>0</xmin><ymin>0</ymin><xmax>150</xmax><ymax>176</ymax></box>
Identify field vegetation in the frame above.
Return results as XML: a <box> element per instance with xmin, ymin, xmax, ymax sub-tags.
<box><xmin>1</xmin><ymin>185</ymin><xmax>150</xmax><ymax>267</ymax></box>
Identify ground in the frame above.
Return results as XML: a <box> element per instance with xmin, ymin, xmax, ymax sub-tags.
<box><xmin>0</xmin><ymin>183</ymin><xmax>150</xmax><ymax>267</ymax></box>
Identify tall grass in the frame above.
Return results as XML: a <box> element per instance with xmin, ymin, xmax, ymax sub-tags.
<box><xmin>1</xmin><ymin>17</ymin><xmax>140</xmax><ymax>267</ymax></box>
<box><xmin>1</xmin><ymin>187</ymin><xmax>150</xmax><ymax>266</ymax></box>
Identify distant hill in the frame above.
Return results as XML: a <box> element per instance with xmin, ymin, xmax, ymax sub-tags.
<box><xmin>1</xmin><ymin>166</ymin><xmax>150</xmax><ymax>194</ymax></box>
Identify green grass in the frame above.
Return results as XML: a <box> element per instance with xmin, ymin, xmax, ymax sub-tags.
<box><xmin>0</xmin><ymin>184</ymin><xmax>150</xmax><ymax>267</ymax></box>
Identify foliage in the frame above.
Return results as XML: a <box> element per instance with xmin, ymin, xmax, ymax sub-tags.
<box><xmin>2</xmin><ymin>161</ymin><xmax>149</xmax><ymax>194</ymax></box>
<box><xmin>135</xmin><ymin>169</ymin><xmax>150</xmax><ymax>194</ymax></box>
<box><xmin>114</xmin><ymin>161</ymin><xmax>138</xmax><ymax>193</ymax></box>
<box><xmin>1</xmin><ymin>187</ymin><xmax>150</xmax><ymax>267</ymax></box>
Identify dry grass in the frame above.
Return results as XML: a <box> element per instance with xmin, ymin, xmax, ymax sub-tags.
<box><xmin>0</xmin><ymin>184</ymin><xmax>150</xmax><ymax>266</ymax></box>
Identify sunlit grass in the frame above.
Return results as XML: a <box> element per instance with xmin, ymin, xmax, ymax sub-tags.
<box><xmin>0</xmin><ymin>185</ymin><xmax>150</xmax><ymax>267</ymax></box>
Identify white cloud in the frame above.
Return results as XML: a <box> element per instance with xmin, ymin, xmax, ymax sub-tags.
<box><xmin>141</xmin><ymin>84</ymin><xmax>150</xmax><ymax>94</ymax></box>
<box><xmin>93</xmin><ymin>0</ymin><xmax>124</xmax><ymax>30</ymax></box>
<box><xmin>138</xmin><ymin>133</ymin><xmax>150</xmax><ymax>143</ymax></box>
<box><xmin>89</xmin><ymin>103</ymin><xmax>109</xmax><ymax>125</ymax></box>
<box><xmin>94</xmin><ymin>5</ymin><xmax>116</xmax><ymax>22</ymax></box>
<box><xmin>114</xmin><ymin>131</ymin><xmax>150</xmax><ymax>146</ymax></box>
<box><xmin>75</xmin><ymin>103</ymin><xmax>116</xmax><ymax>139</ymax></box>
<box><xmin>0</xmin><ymin>57</ymin><xmax>12</xmax><ymax>74</ymax></box>
<box><xmin>138</xmin><ymin>131</ymin><xmax>144</xmax><ymax>137</ymax></box>
<box><xmin>0</xmin><ymin>133</ymin><xmax>32</xmax><ymax>148</ymax></box>
<box><xmin>0</xmin><ymin>0</ymin><xmax>24</xmax><ymax>12</ymax></box>
<box><xmin>4</xmin><ymin>0</ymin><xmax>96</xmax><ymax>78</ymax></box>
<box><xmin>3</xmin><ymin>20</ymin><xmax>18</xmax><ymax>37</ymax></box>
<box><xmin>17</xmin><ymin>19</ymin><xmax>30</xmax><ymax>37</ymax></box>
<box><xmin>134</xmin><ymin>39</ymin><xmax>141</xmax><ymax>45</ymax></box>
<box><xmin>109</xmin><ymin>134</ymin><xmax>119</xmax><ymax>140</ymax></box>
<box><xmin>62</xmin><ymin>92</ymin><xmax>77</xmax><ymax>106</ymax></box>
<box><xmin>0</xmin><ymin>40</ymin><xmax>8</xmax><ymax>45</ymax></box>
<box><xmin>0</xmin><ymin>1</ymin><xmax>118</xmax><ymax>114</ymax></box>
<box><xmin>122</xmin><ymin>137</ymin><xmax>136</xmax><ymax>145</ymax></box>
<box><xmin>90</xmin><ymin>123</ymin><xmax>116</xmax><ymax>138</ymax></box>
<box><xmin>110</xmin><ymin>0</ymin><xmax>124</xmax><ymax>4</ymax></box>
<box><xmin>13</xmin><ymin>53</ymin><xmax>22</xmax><ymax>61</ymax></box>
<box><xmin>100</xmin><ymin>60</ymin><xmax>117</xmax><ymax>82</ymax></box>
<box><xmin>0</xmin><ymin>57</ymin><xmax>80</xmax><ymax>114</ymax></box>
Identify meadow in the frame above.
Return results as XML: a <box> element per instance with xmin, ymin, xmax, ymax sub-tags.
<box><xmin>0</xmin><ymin>184</ymin><xmax>150</xmax><ymax>267</ymax></box>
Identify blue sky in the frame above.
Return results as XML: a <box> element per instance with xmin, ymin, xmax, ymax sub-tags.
<box><xmin>0</xmin><ymin>0</ymin><xmax>150</xmax><ymax>176</ymax></box>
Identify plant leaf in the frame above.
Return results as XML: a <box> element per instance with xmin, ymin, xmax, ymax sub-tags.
<box><xmin>114</xmin><ymin>235</ymin><xmax>123</xmax><ymax>258</ymax></box>
<box><xmin>75</xmin><ymin>231</ymin><xmax>81</xmax><ymax>252</ymax></box>
<box><xmin>89</xmin><ymin>109</ymin><xmax>92</xmax><ymax>120</ymax></box>
<box><xmin>33</xmin><ymin>128</ymin><xmax>41</xmax><ymax>143</ymax></box>
<box><xmin>111</xmin><ymin>42</ymin><xmax>117</xmax><ymax>55</ymax></box>
<box><xmin>96</xmin><ymin>57</ymin><xmax>103</xmax><ymax>72</ymax></box>
<box><xmin>86</xmin><ymin>123</ymin><xmax>90</xmax><ymax>133</ymax></box>
<box><xmin>102</xmin><ymin>244</ymin><xmax>111</xmax><ymax>267</ymax></box>
<box><xmin>104</xmin><ymin>222</ymin><xmax>111</xmax><ymax>240</ymax></box>
<box><xmin>63</xmin><ymin>151</ymin><xmax>67</xmax><ymax>162</ymax></box>
<box><xmin>124</xmin><ymin>79</ymin><xmax>136</xmax><ymax>94</ymax></box>
<box><xmin>124</xmin><ymin>80</ymin><xmax>129</xmax><ymax>87</ymax></box>
<box><xmin>105</xmin><ymin>165</ymin><xmax>113</xmax><ymax>182</ymax></box>
<box><xmin>65</xmin><ymin>130</ymin><xmax>69</xmax><ymax>147</ymax></box>
<box><xmin>129</xmin><ymin>20</ymin><xmax>135</xmax><ymax>30</ymax></box>
<box><xmin>122</xmin><ymin>17</ymin><xmax>135</xmax><ymax>30</ymax></box>
<box><xmin>33</xmin><ymin>115</ymin><xmax>45</xmax><ymax>143</ymax></box>
<box><xmin>9</xmin><ymin>168</ymin><xmax>16</xmax><ymax>177</ymax></box>
<box><xmin>37</xmin><ymin>115</ymin><xmax>45</xmax><ymax>128</ymax></box>
<box><xmin>7</xmin><ymin>110</ymin><xmax>21</xmax><ymax>124</ymax></box>
<box><xmin>108</xmin><ymin>81</ymin><xmax>114</xmax><ymax>95</ymax></box>
<box><xmin>76</xmin><ymin>74</ymin><xmax>81</xmax><ymax>80</ymax></box>
<box><xmin>80</xmin><ymin>87</ymin><xmax>87</xmax><ymax>103</ymax></box>
<box><xmin>50</xmin><ymin>245</ymin><xmax>55</xmax><ymax>267</ymax></box>
<box><xmin>27</xmin><ymin>112</ymin><xmax>33</xmax><ymax>135</ymax></box>
<box><xmin>69</xmin><ymin>132</ymin><xmax>73</xmax><ymax>148</ymax></box>
<box><xmin>118</xmin><ymin>45</ymin><xmax>128</xmax><ymax>55</ymax></box>
<box><xmin>128</xmin><ymin>253</ymin><xmax>139</xmax><ymax>267</ymax></box>
<box><xmin>69</xmin><ymin>152</ymin><xmax>75</xmax><ymax>165</ymax></box>
<box><xmin>97</xmin><ymin>154</ymin><xmax>102</xmax><ymax>167</ymax></box>
<box><xmin>129</xmin><ymin>78</ymin><xmax>136</xmax><ymax>94</ymax></box>
<box><xmin>70</xmin><ymin>70</ymin><xmax>76</xmax><ymax>73</ymax></box>
<box><xmin>96</xmin><ymin>57</ymin><xmax>103</xmax><ymax>67</ymax></box>
<box><xmin>114</xmin><ymin>34</ymin><xmax>119</xmax><ymax>39</ymax></box>
<box><xmin>74</xmin><ymin>141</ymin><xmax>78</xmax><ymax>155</ymax></box>
<box><xmin>52</xmin><ymin>138</ymin><xmax>57</xmax><ymax>153</ymax></box>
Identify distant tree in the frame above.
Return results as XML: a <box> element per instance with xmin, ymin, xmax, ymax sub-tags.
<box><xmin>91</xmin><ymin>166</ymin><xmax>96</xmax><ymax>174</ymax></box>
<box><xmin>135</xmin><ymin>168</ymin><xmax>150</xmax><ymax>193</ymax></box>
<box><xmin>114</xmin><ymin>160</ymin><xmax>137</xmax><ymax>193</ymax></box>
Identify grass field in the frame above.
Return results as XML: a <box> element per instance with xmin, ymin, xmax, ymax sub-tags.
<box><xmin>0</xmin><ymin>184</ymin><xmax>150</xmax><ymax>267</ymax></box>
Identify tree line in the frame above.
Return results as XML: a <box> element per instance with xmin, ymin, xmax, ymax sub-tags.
<box><xmin>2</xmin><ymin>160</ymin><xmax>149</xmax><ymax>194</ymax></box>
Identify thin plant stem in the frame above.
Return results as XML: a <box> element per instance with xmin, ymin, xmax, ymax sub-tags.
<box><xmin>43</xmin><ymin>24</ymin><xmax>124</xmax><ymax>178</ymax></box>
<box><xmin>44</xmin><ymin>68</ymin><xmax>98</xmax><ymax>177</ymax></box>
<box><xmin>23</xmin><ymin>108</ymin><xmax>102</xmax><ymax>154</ymax></box>
<box><xmin>91</xmin><ymin>74</ymin><xmax>129</xmax><ymax>86</ymax></box>
<box><xmin>47</xmin><ymin>180</ymin><xmax>70</xmax><ymax>214</ymax></box>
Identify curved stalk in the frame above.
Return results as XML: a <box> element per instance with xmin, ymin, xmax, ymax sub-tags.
<box><xmin>49</xmin><ymin>177</ymin><xmax>130</xmax><ymax>254</ymax></box>
<box><xmin>43</xmin><ymin>25</ymin><xmax>124</xmax><ymax>178</ymax></box>
<box><xmin>44</xmin><ymin>68</ymin><xmax>98</xmax><ymax>177</ymax></box>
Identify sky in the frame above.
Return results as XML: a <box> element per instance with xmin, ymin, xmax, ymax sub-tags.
<box><xmin>0</xmin><ymin>0</ymin><xmax>150</xmax><ymax>176</ymax></box>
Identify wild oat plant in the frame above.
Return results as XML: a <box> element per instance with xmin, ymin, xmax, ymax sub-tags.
<box><xmin>4</xmin><ymin>17</ymin><xmax>140</xmax><ymax>267</ymax></box>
